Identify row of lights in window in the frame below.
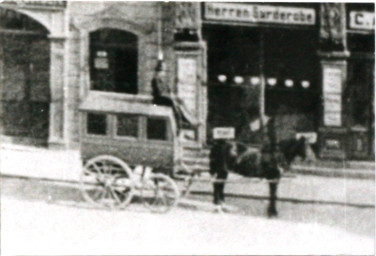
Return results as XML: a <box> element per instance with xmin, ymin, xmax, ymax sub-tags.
<box><xmin>217</xmin><ymin>75</ymin><xmax>311</xmax><ymax>88</ymax></box>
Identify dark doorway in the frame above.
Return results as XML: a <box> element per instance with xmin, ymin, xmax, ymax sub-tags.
<box><xmin>1</xmin><ymin>8</ymin><xmax>50</xmax><ymax>146</ymax></box>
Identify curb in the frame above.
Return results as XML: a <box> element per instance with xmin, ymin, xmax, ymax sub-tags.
<box><xmin>3</xmin><ymin>173</ymin><xmax>374</xmax><ymax>210</ymax></box>
<box><xmin>291</xmin><ymin>165</ymin><xmax>375</xmax><ymax>180</ymax></box>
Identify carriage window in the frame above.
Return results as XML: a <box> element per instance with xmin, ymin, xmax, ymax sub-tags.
<box><xmin>87</xmin><ymin>113</ymin><xmax>107</xmax><ymax>135</ymax></box>
<box><xmin>116</xmin><ymin>114</ymin><xmax>138</xmax><ymax>137</ymax></box>
<box><xmin>147</xmin><ymin>118</ymin><xmax>168</xmax><ymax>141</ymax></box>
<box><xmin>89</xmin><ymin>29</ymin><xmax>138</xmax><ymax>94</ymax></box>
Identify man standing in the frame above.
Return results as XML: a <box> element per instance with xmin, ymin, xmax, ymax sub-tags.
<box><xmin>209</xmin><ymin>128</ymin><xmax>237</xmax><ymax>212</ymax></box>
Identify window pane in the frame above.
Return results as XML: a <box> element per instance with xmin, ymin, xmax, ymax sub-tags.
<box><xmin>147</xmin><ymin>118</ymin><xmax>168</xmax><ymax>141</ymax></box>
<box><xmin>116</xmin><ymin>114</ymin><xmax>138</xmax><ymax>137</ymax></box>
<box><xmin>87</xmin><ymin>113</ymin><xmax>107</xmax><ymax>135</ymax></box>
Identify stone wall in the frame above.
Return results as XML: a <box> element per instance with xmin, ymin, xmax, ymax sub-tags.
<box><xmin>66</xmin><ymin>1</ymin><xmax>166</xmax><ymax>146</ymax></box>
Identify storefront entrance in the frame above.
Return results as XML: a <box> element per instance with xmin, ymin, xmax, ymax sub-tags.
<box><xmin>203</xmin><ymin>24</ymin><xmax>320</xmax><ymax>147</ymax></box>
<box><xmin>0</xmin><ymin>9</ymin><xmax>50</xmax><ymax>146</ymax></box>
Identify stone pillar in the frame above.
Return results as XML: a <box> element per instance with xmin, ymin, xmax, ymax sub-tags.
<box><xmin>48</xmin><ymin>36</ymin><xmax>68</xmax><ymax>149</ymax></box>
<box><xmin>317</xmin><ymin>3</ymin><xmax>349</xmax><ymax>159</ymax></box>
<box><xmin>318</xmin><ymin>56</ymin><xmax>349</xmax><ymax>159</ymax></box>
<box><xmin>171</xmin><ymin>2</ymin><xmax>208</xmax><ymax>145</ymax></box>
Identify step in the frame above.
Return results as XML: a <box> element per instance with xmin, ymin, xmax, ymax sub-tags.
<box><xmin>183</xmin><ymin>148</ymin><xmax>210</xmax><ymax>158</ymax></box>
<box><xmin>182</xmin><ymin>156</ymin><xmax>210</xmax><ymax>165</ymax></box>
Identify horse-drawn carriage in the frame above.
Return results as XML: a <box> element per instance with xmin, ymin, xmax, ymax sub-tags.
<box><xmin>78</xmin><ymin>92</ymin><xmax>307</xmax><ymax>215</ymax></box>
<box><xmin>79</xmin><ymin>92</ymin><xmax>182</xmax><ymax>212</ymax></box>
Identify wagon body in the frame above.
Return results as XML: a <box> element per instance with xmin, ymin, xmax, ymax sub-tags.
<box><xmin>79</xmin><ymin>92</ymin><xmax>179</xmax><ymax>173</ymax></box>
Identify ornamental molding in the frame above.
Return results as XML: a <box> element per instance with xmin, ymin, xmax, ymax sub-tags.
<box><xmin>72</xmin><ymin>5</ymin><xmax>152</xmax><ymax>36</ymax></box>
<box><xmin>320</xmin><ymin>3</ymin><xmax>346</xmax><ymax>49</ymax></box>
<box><xmin>174</xmin><ymin>2</ymin><xmax>201</xmax><ymax>31</ymax></box>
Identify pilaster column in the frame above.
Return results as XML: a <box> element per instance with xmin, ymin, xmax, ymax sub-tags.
<box><xmin>317</xmin><ymin>3</ymin><xmax>349</xmax><ymax>159</ymax></box>
<box><xmin>48</xmin><ymin>36</ymin><xmax>68</xmax><ymax>149</ymax></box>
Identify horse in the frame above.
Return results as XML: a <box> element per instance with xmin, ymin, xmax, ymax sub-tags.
<box><xmin>213</xmin><ymin>137</ymin><xmax>307</xmax><ymax>217</ymax></box>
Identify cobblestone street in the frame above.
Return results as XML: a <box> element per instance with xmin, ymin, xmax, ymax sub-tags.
<box><xmin>2</xmin><ymin>177</ymin><xmax>374</xmax><ymax>255</ymax></box>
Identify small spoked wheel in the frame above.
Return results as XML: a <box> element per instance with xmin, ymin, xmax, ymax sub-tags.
<box><xmin>80</xmin><ymin>155</ymin><xmax>134</xmax><ymax>209</ymax></box>
<box><xmin>141</xmin><ymin>173</ymin><xmax>180</xmax><ymax>213</ymax></box>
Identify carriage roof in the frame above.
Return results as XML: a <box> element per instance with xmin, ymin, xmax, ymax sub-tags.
<box><xmin>79</xmin><ymin>91</ymin><xmax>175</xmax><ymax>120</ymax></box>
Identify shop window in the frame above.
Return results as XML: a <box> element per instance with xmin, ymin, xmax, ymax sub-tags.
<box><xmin>87</xmin><ymin>113</ymin><xmax>107</xmax><ymax>135</ymax></box>
<box><xmin>116</xmin><ymin>114</ymin><xmax>138</xmax><ymax>138</ymax></box>
<box><xmin>147</xmin><ymin>118</ymin><xmax>168</xmax><ymax>141</ymax></box>
<box><xmin>89</xmin><ymin>29</ymin><xmax>138</xmax><ymax>94</ymax></box>
<box><xmin>348</xmin><ymin>34</ymin><xmax>375</xmax><ymax>53</ymax></box>
<box><xmin>346</xmin><ymin>59</ymin><xmax>374</xmax><ymax>127</ymax></box>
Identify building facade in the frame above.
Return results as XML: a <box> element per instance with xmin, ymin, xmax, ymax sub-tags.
<box><xmin>0</xmin><ymin>2</ymin><xmax>374</xmax><ymax>160</ymax></box>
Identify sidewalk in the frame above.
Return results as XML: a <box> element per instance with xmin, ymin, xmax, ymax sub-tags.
<box><xmin>1</xmin><ymin>143</ymin><xmax>374</xmax><ymax>182</ymax></box>
<box><xmin>1</xmin><ymin>144</ymin><xmax>81</xmax><ymax>183</ymax></box>
<box><xmin>291</xmin><ymin>159</ymin><xmax>375</xmax><ymax>179</ymax></box>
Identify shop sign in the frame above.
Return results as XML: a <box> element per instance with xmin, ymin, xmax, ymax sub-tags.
<box><xmin>213</xmin><ymin>127</ymin><xmax>235</xmax><ymax>139</ymax></box>
<box><xmin>296</xmin><ymin>132</ymin><xmax>317</xmax><ymax>144</ymax></box>
<box><xmin>324</xmin><ymin>93</ymin><xmax>341</xmax><ymax>112</ymax></box>
<box><xmin>178</xmin><ymin>58</ymin><xmax>197</xmax><ymax>85</ymax></box>
<box><xmin>349</xmin><ymin>11</ymin><xmax>375</xmax><ymax>30</ymax></box>
<box><xmin>323</xmin><ymin>67</ymin><xmax>342</xmax><ymax>127</ymax></box>
<box><xmin>323</xmin><ymin>68</ymin><xmax>342</xmax><ymax>93</ymax></box>
<box><xmin>177</xmin><ymin>58</ymin><xmax>197</xmax><ymax>114</ymax></box>
<box><xmin>94</xmin><ymin>58</ymin><xmax>109</xmax><ymax>69</ymax></box>
<box><xmin>324</xmin><ymin>112</ymin><xmax>342</xmax><ymax>127</ymax></box>
<box><xmin>205</xmin><ymin>3</ymin><xmax>315</xmax><ymax>26</ymax></box>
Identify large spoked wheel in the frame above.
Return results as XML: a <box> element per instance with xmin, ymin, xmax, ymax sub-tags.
<box><xmin>141</xmin><ymin>173</ymin><xmax>180</xmax><ymax>213</ymax></box>
<box><xmin>80</xmin><ymin>155</ymin><xmax>134</xmax><ymax>209</ymax></box>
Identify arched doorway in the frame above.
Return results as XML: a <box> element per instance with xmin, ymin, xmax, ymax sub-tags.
<box><xmin>0</xmin><ymin>8</ymin><xmax>50</xmax><ymax>146</ymax></box>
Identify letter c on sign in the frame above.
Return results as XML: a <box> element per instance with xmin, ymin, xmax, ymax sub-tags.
<box><xmin>355</xmin><ymin>13</ymin><xmax>364</xmax><ymax>25</ymax></box>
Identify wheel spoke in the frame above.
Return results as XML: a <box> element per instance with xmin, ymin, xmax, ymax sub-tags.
<box><xmin>109</xmin><ymin>187</ymin><xmax>122</xmax><ymax>204</ymax></box>
<box><xmin>91</xmin><ymin>162</ymin><xmax>103</xmax><ymax>175</ymax></box>
<box><xmin>92</xmin><ymin>186</ymin><xmax>105</xmax><ymax>201</ymax></box>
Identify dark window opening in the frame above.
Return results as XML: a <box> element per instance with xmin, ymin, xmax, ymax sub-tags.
<box><xmin>346</xmin><ymin>59</ymin><xmax>374</xmax><ymax>127</ymax></box>
<box><xmin>87</xmin><ymin>113</ymin><xmax>107</xmax><ymax>135</ymax></box>
<box><xmin>348</xmin><ymin>34</ymin><xmax>375</xmax><ymax>53</ymax></box>
<box><xmin>147</xmin><ymin>118</ymin><xmax>168</xmax><ymax>141</ymax></box>
<box><xmin>89</xmin><ymin>29</ymin><xmax>138</xmax><ymax>94</ymax></box>
<box><xmin>116</xmin><ymin>114</ymin><xmax>138</xmax><ymax>137</ymax></box>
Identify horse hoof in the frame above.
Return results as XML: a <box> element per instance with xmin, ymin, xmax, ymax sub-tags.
<box><xmin>267</xmin><ymin>208</ymin><xmax>278</xmax><ymax>218</ymax></box>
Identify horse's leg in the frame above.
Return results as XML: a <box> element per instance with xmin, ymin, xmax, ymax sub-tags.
<box><xmin>213</xmin><ymin>181</ymin><xmax>221</xmax><ymax>205</ymax></box>
<box><xmin>267</xmin><ymin>181</ymin><xmax>279</xmax><ymax>218</ymax></box>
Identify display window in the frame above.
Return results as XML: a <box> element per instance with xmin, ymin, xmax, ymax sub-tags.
<box><xmin>203</xmin><ymin>24</ymin><xmax>319</xmax><ymax>143</ymax></box>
